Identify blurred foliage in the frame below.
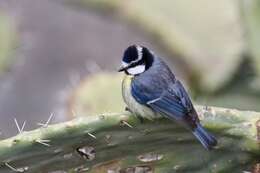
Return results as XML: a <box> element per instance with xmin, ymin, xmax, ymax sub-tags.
<box><xmin>242</xmin><ymin>0</ymin><xmax>260</xmax><ymax>72</ymax></box>
<box><xmin>69</xmin><ymin>0</ymin><xmax>121</xmax><ymax>13</ymax></box>
<box><xmin>241</xmin><ymin>0</ymin><xmax>260</xmax><ymax>92</ymax></box>
<box><xmin>0</xmin><ymin>13</ymin><xmax>16</xmax><ymax>74</ymax></box>
<box><xmin>68</xmin><ymin>73</ymin><xmax>125</xmax><ymax>117</ymax></box>
<box><xmin>197</xmin><ymin>57</ymin><xmax>260</xmax><ymax>111</ymax></box>
<box><xmin>124</xmin><ymin>0</ymin><xmax>246</xmax><ymax>93</ymax></box>
<box><xmin>72</xmin><ymin>0</ymin><xmax>245</xmax><ymax>93</ymax></box>
<box><xmin>67</xmin><ymin>0</ymin><xmax>260</xmax><ymax>112</ymax></box>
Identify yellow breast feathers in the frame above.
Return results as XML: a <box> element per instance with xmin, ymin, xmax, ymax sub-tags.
<box><xmin>121</xmin><ymin>75</ymin><xmax>159</xmax><ymax>120</ymax></box>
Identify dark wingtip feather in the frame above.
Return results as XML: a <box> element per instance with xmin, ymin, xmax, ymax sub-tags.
<box><xmin>192</xmin><ymin>123</ymin><xmax>218</xmax><ymax>150</ymax></box>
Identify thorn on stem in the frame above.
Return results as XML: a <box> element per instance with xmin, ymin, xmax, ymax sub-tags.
<box><xmin>5</xmin><ymin>162</ymin><xmax>28</xmax><ymax>172</ymax></box>
<box><xmin>87</xmin><ymin>132</ymin><xmax>97</xmax><ymax>139</ymax></box>
<box><xmin>121</xmin><ymin>120</ymin><xmax>133</xmax><ymax>128</ymax></box>
<box><xmin>14</xmin><ymin>118</ymin><xmax>26</xmax><ymax>134</ymax></box>
<box><xmin>35</xmin><ymin>139</ymin><xmax>51</xmax><ymax>147</ymax></box>
<box><xmin>37</xmin><ymin>113</ymin><xmax>54</xmax><ymax>128</ymax></box>
<box><xmin>21</xmin><ymin>121</ymin><xmax>26</xmax><ymax>132</ymax></box>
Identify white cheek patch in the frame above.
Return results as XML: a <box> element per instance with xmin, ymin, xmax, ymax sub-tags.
<box><xmin>122</xmin><ymin>61</ymin><xmax>128</xmax><ymax>68</ymax></box>
<box><xmin>127</xmin><ymin>65</ymin><xmax>145</xmax><ymax>75</ymax></box>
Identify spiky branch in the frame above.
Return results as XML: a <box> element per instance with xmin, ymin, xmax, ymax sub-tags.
<box><xmin>0</xmin><ymin>106</ymin><xmax>259</xmax><ymax>173</ymax></box>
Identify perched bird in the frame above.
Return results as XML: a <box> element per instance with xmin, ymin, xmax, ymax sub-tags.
<box><xmin>118</xmin><ymin>45</ymin><xmax>217</xmax><ymax>150</ymax></box>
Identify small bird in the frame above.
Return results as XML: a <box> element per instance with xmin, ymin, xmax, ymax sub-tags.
<box><xmin>118</xmin><ymin>45</ymin><xmax>217</xmax><ymax>150</ymax></box>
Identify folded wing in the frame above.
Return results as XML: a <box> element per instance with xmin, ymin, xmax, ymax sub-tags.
<box><xmin>132</xmin><ymin>79</ymin><xmax>194</xmax><ymax>122</ymax></box>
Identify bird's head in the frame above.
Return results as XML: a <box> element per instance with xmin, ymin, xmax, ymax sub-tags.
<box><xmin>118</xmin><ymin>45</ymin><xmax>154</xmax><ymax>75</ymax></box>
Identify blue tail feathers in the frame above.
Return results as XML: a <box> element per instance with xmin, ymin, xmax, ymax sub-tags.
<box><xmin>192</xmin><ymin>123</ymin><xmax>217</xmax><ymax>150</ymax></box>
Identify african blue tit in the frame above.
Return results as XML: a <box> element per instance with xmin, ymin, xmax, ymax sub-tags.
<box><xmin>118</xmin><ymin>45</ymin><xmax>217</xmax><ymax>150</ymax></box>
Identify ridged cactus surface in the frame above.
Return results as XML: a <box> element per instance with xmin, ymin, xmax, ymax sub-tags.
<box><xmin>0</xmin><ymin>106</ymin><xmax>259</xmax><ymax>173</ymax></box>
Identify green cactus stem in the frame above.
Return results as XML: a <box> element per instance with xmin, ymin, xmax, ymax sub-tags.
<box><xmin>0</xmin><ymin>106</ymin><xmax>259</xmax><ymax>173</ymax></box>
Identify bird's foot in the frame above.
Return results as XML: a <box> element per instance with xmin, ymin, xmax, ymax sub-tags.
<box><xmin>125</xmin><ymin>107</ymin><xmax>133</xmax><ymax>113</ymax></box>
<box><xmin>125</xmin><ymin>107</ymin><xmax>144</xmax><ymax>123</ymax></box>
<box><xmin>137</xmin><ymin>116</ymin><xmax>145</xmax><ymax>124</ymax></box>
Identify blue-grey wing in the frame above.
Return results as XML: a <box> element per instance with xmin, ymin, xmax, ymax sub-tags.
<box><xmin>171</xmin><ymin>80</ymin><xmax>194</xmax><ymax>112</ymax></box>
<box><xmin>132</xmin><ymin>76</ymin><xmax>217</xmax><ymax>149</ymax></box>
<box><xmin>131</xmin><ymin>79</ymin><xmax>194</xmax><ymax>121</ymax></box>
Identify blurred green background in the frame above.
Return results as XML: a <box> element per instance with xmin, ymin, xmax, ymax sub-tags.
<box><xmin>0</xmin><ymin>13</ymin><xmax>15</xmax><ymax>74</ymax></box>
<box><xmin>0</xmin><ymin>0</ymin><xmax>259</xmax><ymax>136</ymax></box>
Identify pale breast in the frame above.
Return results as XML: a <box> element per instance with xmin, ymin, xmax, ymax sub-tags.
<box><xmin>122</xmin><ymin>75</ymin><xmax>160</xmax><ymax>120</ymax></box>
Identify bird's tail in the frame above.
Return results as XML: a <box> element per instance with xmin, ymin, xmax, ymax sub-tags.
<box><xmin>192</xmin><ymin>123</ymin><xmax>217</xmax><ymax>150</ymax></box>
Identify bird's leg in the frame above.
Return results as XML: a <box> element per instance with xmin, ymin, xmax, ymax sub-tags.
<box><xmin>125</xmin><ymin>107</ymin><xmax>144</xmax><ymax>124</ymax></box>
<box><xmin>136</xmin><ymin>115</ymin><xmax>145</xmax><ymax>124</ymax></box>
<box><xmin>125</xmin><ymin>107</ymin><xmax>133</xmax><ymax>113</ymax></box>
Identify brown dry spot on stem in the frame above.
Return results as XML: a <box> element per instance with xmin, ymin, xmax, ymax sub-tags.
<box><xmin>76</xmin><ymin>146</ymin><xmax>96</xmax><ymax>160</ymax></box>
<box><xmin>252</xmin><ymin>163</ymin><xmax>260</xmax><ymax>173</ymax></box>
<box><xmin>120</xmin><ymin>120</ymin><xmax>133</xmax><ymax>128</ymax></box>
<box><xmin>92</xmin><ymin>160</ymin><xmax>154</xmax><ymax>173</ymax></box>
<box><xmin>119</xmin><ymin>165</ymin><xmax>153</xmax><ymax>173</ymax></box>
<box><xmin>92</xmin><ymin>159</ymin><xmax>122</xmax><ymax>173</ymax></box>
<box><xmin>137</xmin><ymin>153</ymin><xmax>163</xmax><ymax>162</ymax></box>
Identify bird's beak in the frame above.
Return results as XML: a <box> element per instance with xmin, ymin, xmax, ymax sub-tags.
<box><xmin>118</xmin><ymin>64</ymin><xmax>128</xmax><ymax>72</ymax></box>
